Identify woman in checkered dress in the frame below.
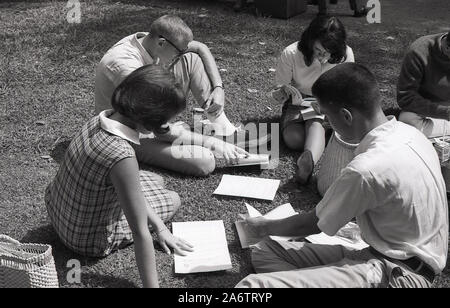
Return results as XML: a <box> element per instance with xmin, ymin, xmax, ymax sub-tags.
<box><xmin>45</xmin><ymin>65</ymin><xmax>194</xmax><ymax>288</ymax></box>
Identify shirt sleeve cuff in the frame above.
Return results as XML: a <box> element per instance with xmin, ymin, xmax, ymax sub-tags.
<box><xmin>315</xmin><ymin>207</ymin><xmax>340</xmax><ymax>236</ymax></box>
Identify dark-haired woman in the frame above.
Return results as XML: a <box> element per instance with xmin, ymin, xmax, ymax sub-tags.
<box><xmin>275</xmin><ymin>16</ymin><xmax>354</xmax><ymax>184</ymax></box>
<box><xmin>45</xmin><ymin>65</ymin><xmax>247</xmax><ymax>287</ymax></box>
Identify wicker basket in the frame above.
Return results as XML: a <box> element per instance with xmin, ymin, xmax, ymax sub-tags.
<box><xmin>0</xmin><ymin>235</ymin><xmax>59</xmax><ymax>288</ymax></box>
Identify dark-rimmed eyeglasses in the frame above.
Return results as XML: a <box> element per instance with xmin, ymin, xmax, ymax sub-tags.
<box><xmin>159</xmin><ymin>35</ymin><xmax>188</xmax><ymax>55</ymax></box>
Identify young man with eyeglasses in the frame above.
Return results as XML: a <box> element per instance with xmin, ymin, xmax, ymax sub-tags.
<box><xmin>398</xmin><ymin>31</ymin><xmax>450</xmax><ymax>138</ymax></box>
<box><xmin>95</xmin><ymin>15</ymin><xmax>258</xmax><ymax>177</ymax></box>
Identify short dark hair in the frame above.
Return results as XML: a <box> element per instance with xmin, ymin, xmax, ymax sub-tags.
<box><xmin>111</xmin><ymin>65</ymin><xmax>186</xmax><ymax>131</ymax></box>
<box><xmin>298</xmin><ymin>16</ymin><xmax>348</xmax><ymax>66</ymax></box>
<box><xmin>149</xmin><ymin>15</ymin><xmax>193</xmax><ymax>47</ymax></box>
<box><xmin>312</xmin><ymin>63</ymin><xmax>381</xmax><ymax>117</ymax></box>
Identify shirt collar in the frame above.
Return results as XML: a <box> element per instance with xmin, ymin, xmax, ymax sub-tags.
<box><xmin>99</xmin><ymin>110</ymin><xmax>140</xmax><ymax>145</ymax></box>
<box><xmin>355</xmin><ymin>116</ymin><xmax>396</xmax><ymax>156</ymax></box>
<box><xmin>131</xmin><ymin>32</ymin><xmax>156</xmax><ymax>65</ymax></box>
<box><xmin>437</xmin><ymin>33</ymin><xmax>450</xmax><ymax>61</ymax></box>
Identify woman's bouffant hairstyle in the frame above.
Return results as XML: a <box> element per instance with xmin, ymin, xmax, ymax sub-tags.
<box><xmin>298</xmin><ymin>16</ymin><xmax>348</xmax><ymax>66</ymax></box>
<box><xmin>111</xmin><ymin>65</ymin><xmax>186</xmax><ymax>131</ymax></box>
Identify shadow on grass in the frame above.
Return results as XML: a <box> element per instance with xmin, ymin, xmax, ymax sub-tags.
<box><xmin>279</xmin><ymin>178</ymin><xmax>321</xmax><ymax>212</ymax></box>
<box><xmin>74</xmin><ymin>272</ymin><xmax>139</xmax><ymax>288</ymax></box>
<box><xmin>20</xmin><ymin>224</ymin><xmax>140</xmax><ymax>288</ymax></box>
<box><xmin>173</xmin><ymin>243</ymin><xmax>253</xmax><ymax>287</ymax></box>
<box><xmin>50</xmin><ymin>139</ymin><xmax>71</xmax><ymax>164</ymax></box>
<box><xmin>20</xmin><ymin>224</ymin><xmax>98</xmax><ymax>284</ymax></box>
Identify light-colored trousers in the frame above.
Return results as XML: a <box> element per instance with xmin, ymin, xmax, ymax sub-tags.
<box><xmin>399</xmin><ymin>111</ymin><xmax>450</xmax><ymax>138</ymax></box>
<box><xmin>235</xmin><ymin>238</ymin><xmax>431</xmax><ymax>288</ymax></box>
<box><xmin>135</xmin><ymin>52</ymin><xmax>232</xmax><ymax>177</ymax></box>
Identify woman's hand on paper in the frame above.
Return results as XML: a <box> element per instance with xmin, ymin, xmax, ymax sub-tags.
<box><xmin>211</xmin><ymin>140</ymin><xmax>249</xmax><ymax>165</ymax></box>
<box><xmin>157</xmin><ymin>229</ymin><xmax>194</xmax><ymax>256</ymax></box>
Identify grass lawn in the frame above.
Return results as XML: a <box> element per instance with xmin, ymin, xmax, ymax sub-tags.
<box><xmin>1</xmin><ymin>0</ymin><xmax>449</xmax><ymax>288</ymax></box>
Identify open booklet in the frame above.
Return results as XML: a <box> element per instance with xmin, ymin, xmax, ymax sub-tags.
<box><xmin>300</xmin><ymin>97</ymin><xmax>325</xmax><ymax>121</ymax></box>
<box><xmin>235</xmin><ymin>202</ymin><xmax>369</xmax><ymax>250</ymax></box>
<box><xmin>235</xmin><ymin>203</ymin><xmax>299</xmax><ymax>248</ymax></box>
<box><xmin>271</xmin><ymin>86</ymin><xmax>324</xmax><ymax>121</ymax></box>
<box><xmin>271</xmin><ymin>85</ymin><xmax>303</xmax><ymax>106</ymax></box>
<box><xmin>172</xmin><ymin>220</ymin><xmax>232</xmax><ymax>274</ymax></box>
<box><xmin>224</xmin><ymin>153</ymin><xmax>270</xmax><ymax>169</ymax></box>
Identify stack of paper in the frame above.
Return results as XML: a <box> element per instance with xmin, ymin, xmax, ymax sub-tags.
<box><xmin>172</xmin><ymin>220</ymin><xmax>232</xmax><ymax>274</ymax></box>
<box><xmin>213</xmin><ymin>175</ymin><xmax>280</xmax><ymax>201</ymax></box>
<box><xmin>235</xmin><ymin>203</ymin><xmax>299</xmax><ymax>248</ymax></box>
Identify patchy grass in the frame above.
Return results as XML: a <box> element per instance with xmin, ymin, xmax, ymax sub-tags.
<box><xmin>0</xmin><ymin>0</ymin><xmax>449</xmax><ymax>288</ymax></box>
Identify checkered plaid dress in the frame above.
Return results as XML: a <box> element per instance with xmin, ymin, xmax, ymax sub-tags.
<box><xmin>45</xmin><ymin>116</ymin><xmax>176</xmax><ymax>257</ymax></box>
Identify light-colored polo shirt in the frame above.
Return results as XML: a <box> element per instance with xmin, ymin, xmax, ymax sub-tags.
<box><xmin>95</xmin><ymin>32</ymin><xmax>155</xmax><ymax>114</ymax></box>
<box><xmin>275</xmin><ymin>42</ymin><xmax>355</xmax><ymax>96</ymax></box>
<box><xmin>316</xmin><ymin>117</ymin><xmax>449</xmax><ymax>274</ymax></box>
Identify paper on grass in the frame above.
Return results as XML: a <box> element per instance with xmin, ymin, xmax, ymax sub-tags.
<box><xmin>306</xmin><ymin>222</ymin><xmax>369</xmax><ymax>250</ymax></box>
<box><xmin>213</xmin><ymin>175</ymin><xmax>280</xmax><ymax>201</ymax></box>
<box><xmin>235</xmin><ymin>203</ymin><xmax>299</xmax><ymax>248</ymax></box>
<box><xmin>173</xmin><ymin>220</ymin><xmax>232</xmax><ymax>274</ymax></box>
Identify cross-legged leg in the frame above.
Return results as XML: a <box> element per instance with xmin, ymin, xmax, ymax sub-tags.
<box><xmin>172</xmin><ymin>52</ymin><xmax>236</xmax><ymax>136</ymax></box>
<box><xmin>304</xmin><ymin>119</ymin><xmax>325</xmax><ymax>164</ymax></box>
<box><xmin>133</xmin><ymin>137</ymin><xmax>216</xmax><ymax>177</ymax></box>
<box><xmin>236</xmin><ymin>238</ymin><xmax>388</xmax><ymax>288</ymax></box>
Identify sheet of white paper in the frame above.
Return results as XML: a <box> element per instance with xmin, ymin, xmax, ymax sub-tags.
<box><xmin>213</xmin><ymin>175</ymin><xmax>280</xmax><ymax>201</ymax></box>
<box><xmin>306</xmin><ymin>222</ymin><xmax>369</xmax><ymax>250</ymax></box>
<box><xmin>245</xmin><ymin>203</ymin><xmax>262</xmax><ymax>218</ymax></box>
<box><xmin>264</xmin><ymin>203</ymin><xmax>297</xmax><ymax>219</ymax></box>
<box><xmin>236</xmin><ymin>203</ymin><xmax>299</xmax><ymax>248</ymax></box>
<box><xmin>173</xmin><ymin>220</ymin><xmax>232</xmax><ymax>274</ymax></box>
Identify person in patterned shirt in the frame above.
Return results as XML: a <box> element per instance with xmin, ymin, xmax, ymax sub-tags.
<box><xmin>45</xmin><ymin>65</ymin><xmax>205</xmax><ymax>287</ymax></box>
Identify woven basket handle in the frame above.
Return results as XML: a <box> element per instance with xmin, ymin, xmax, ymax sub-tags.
<box><xmin>0</xmin><ymin>235</ymin><xmax>20</xmax><ymax>245</ymax></box>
